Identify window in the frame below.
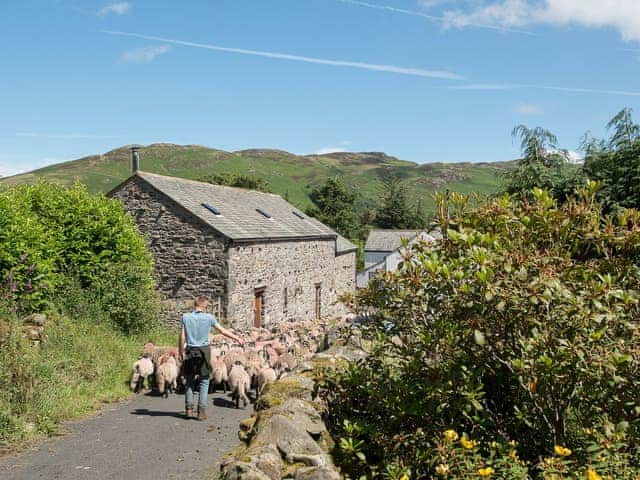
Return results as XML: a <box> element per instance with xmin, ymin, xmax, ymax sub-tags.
<box><xmin>315</xmin><ymin>283</ymin><xmax>322</xmax><ymax>320</ymax></box>
<box><xmin>292</xmin><ymin>211</ymin><xmax>305</xmax><ymax>219</ymax></box>
<box><xmin>256</xmin><ymin>208</ymin><xmax>272</xmax><ymax>219</ymax></box>
<box><xmin>283</xmin><ymin>287</ymin><xmax>288</xmax><ymax>314</ymax></box>
<box><xmin>202</xmin><ymin>203</ymin><xmax>221</xmax><ymax>215</ymax></box>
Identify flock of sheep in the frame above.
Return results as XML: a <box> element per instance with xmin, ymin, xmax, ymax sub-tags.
<box><xmin>129</xmin><ymin>320</ymin><xmax>340</xmax><ymax>408</ymax></box>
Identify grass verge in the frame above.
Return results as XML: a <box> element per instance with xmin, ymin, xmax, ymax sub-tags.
<box><xmin>0</xmin><ymin>313</ymin><xmax>177</xmax><ymax>455</ymax></box>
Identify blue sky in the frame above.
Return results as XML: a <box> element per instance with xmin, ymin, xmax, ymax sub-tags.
<box><xmin>1</xmin><ymin>0</ymin><xmax>639</xmax><ymax>176</ymax></box>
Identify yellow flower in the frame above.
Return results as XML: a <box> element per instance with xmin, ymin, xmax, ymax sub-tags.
<box><xmin>443</xmin><ymin>430</ymin><xmax>459</xmax><ymax>442</ymax></box>
<box><xmin>460</xmin><ymin>437</ymin><xmax>478</xmax><ymax>449</ymax></box>
<box><xmin>586</xmin><ymin>469</ymin><xmax>602</xmax><ymax>480</ymax></box>
<box><xmin>399</xmin><ymin>475</ymin><xmax>409</xmax><ymax>480</ymax></box>
<box><xmin>509</xmin><ymin>449</ymin><xmax>518</xmax><ymax>459</ymax></box>
<box><xmin>435</xmin><ymin>464</ymin><xmax>450</xmax><ymax>476</ymax></box>
<box><xmin>554</xmin><ymin>445</ymin><xmax>572</xmax><ymax>457</ymax></box>
<box><xmin>478</xmin><ymin>467</ymin><xmax>494</xmax><ymax>477</ymax></box>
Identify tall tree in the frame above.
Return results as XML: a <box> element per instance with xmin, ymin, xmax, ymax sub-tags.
<box><xmin>511</xmin><ymin>124</ymin><xmax>563</xmax><ymax>167</ymax></box>
<box><xmin>306</xmin><ymin>177</ymin><xmax>360</xmax><ymax>239</ymax></box>
<box><xmin>606</xmin><ymin>108</ymin><xmax>640</xmax><ymax>150</ymax></box>
<box><xmin>199</xmin><ymin>173</ymin><xmax>271</xmax><ymax>192</ymax></box>
<box><xmin>375</xmin><ymin>174</ymin><xmax>418</xmax><ymax>229</ymax></box>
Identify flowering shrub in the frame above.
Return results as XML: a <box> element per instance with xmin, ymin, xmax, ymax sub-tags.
<box><xmin>319</xmin><ymin>183</ymin><xmax>640</xmax><ymax>478</ymax></box>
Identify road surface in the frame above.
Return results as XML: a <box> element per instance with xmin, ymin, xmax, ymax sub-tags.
<box><xmin>1</xmin><ymin>390</ymin><xmax>250</xmax><ymax>480</ymax></box>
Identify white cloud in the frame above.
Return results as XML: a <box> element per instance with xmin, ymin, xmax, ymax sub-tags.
<box><xmin>514</xmin><ymin>103</ymin><xmax>542</xmax><ymax>114</ymax></box>
<box><xmin>448</xmin><ymin>83</ymin><xmax>640</xmax><ymax>96</ymax></box>
<box><xmin>443</xmin><ymin>0</ymin><xmax>640</xmax><ymax>41</ymax></box>
<box><xmin>120</xmin><ymin>45</ymin><xmax>171</xmax><ymax>63</ymax></box>
<box><xmin>99</xmin><ymin>2</ymin><xmax>131</xmax><ymax>16</ymax></box>
<box><xmin>315</xmin><ymin>147</ymin><xmax>348</xmax><ymax>155</ymax></box>
<box><xmin>105</xmin><ymin>30</ymin><xmax>465</xmax><ymax>80</ymax></box>
<box><xmin>336</xmin><ymin>0</ymin><xmax>533</xmax><ymax>34</ymax></box>
<box><xmin>0</xmin><ymin>158</ymin><xmax>62</xmax><ymax>177</ymax></box>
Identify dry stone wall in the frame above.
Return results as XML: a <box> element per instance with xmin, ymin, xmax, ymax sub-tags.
<box><xmin>110</xmin><ymin>176</ymin><xmax>229</xmax><ymax>328</ymax></box>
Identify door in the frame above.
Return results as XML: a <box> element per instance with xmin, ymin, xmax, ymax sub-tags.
<box><xmin>254</xmin><ymin>288</ymin><xmax>265</xmax><ymax>328</ymax></box>
<box><xmin>315</xmin><ymin>283</ymin><xmax>321</xmax><ymax>320</ymax></box>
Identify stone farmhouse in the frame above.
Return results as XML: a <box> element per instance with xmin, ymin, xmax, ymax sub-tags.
<box><xmin>108</xmin><ymin>148</ymin><xmax>357</xmax><ymax>329</ymax></box>
<box><xmin>357</xmin><ymin>229</ymin><xmax>439</xmax><ymax>288</ymax></box>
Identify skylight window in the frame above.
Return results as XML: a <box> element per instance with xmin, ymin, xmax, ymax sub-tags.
<box><xmin>292</xmin><ymin>211</ymin><xmax>305</xmax><ymax>220</ymax></box>
<box><xmin>256</xmin><ymin>208</ymin><xmax>272</xmax><ymax>219</ymax></box>
<box><xmin>202</xmin><ymin>203</ymin><xmax>221</xmax><ymax>215</ymax></box>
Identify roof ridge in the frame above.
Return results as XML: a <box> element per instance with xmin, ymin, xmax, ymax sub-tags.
<box><xmin>137</xmin><ymin>171</ymin><xmax>282</xmax><ymax>197</ymax></box>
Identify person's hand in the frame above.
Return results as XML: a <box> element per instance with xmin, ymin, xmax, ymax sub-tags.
<box><xmin>236</xmin><ymin>337</ymin><xmax>245</xmax><ymax>346</ymax></box>
<box><xmin>178</xmin><ymin>350</ymin><xmax>184</xmax><ymax>362</ymax></box>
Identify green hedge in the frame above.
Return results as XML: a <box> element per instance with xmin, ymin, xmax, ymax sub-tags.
<box><xmin>0</xmin><ymin>182</ymin><xmax>158</xmax><ymax>333</ymax></box>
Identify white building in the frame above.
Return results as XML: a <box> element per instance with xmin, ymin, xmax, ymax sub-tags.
<box><xmin>357</xmin><ymin>229</ymin><xmax>440</xmax><ymax>288</ymax></box>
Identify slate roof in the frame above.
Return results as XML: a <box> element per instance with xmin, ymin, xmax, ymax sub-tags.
<box><xmin>118</xmin><ymin>172</ymin><xmax>357</xmax><ymax>253</ymax></box>
<box><xmin>365</xmin><ymin>229</ymin><xmax>421</xmax><ymax>252</ymax></box>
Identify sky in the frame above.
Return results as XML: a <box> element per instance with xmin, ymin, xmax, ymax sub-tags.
<box><xmin>1</xmin><ymin>0</ymin><xmax>639</xmax><ymax>176</ymax></box>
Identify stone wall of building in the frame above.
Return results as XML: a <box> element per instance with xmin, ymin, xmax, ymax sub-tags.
<box><xmin>110</xmin><ymin>176</ymin><xmax>229</xmax><ymax>328</ymax></box>
<box><xmin>226</xmin><ymin>239</ymin><xmax>354</xmax><ymax>329</ymax></box>
<box><xmin>333</xmin><ymin>250</ymin><xmax>357</xmax><ymax>316</ymax></box>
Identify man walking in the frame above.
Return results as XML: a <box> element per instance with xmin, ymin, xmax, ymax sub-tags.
<box><xmin>179</xmin><ymin>296</ymin><xmax>243</xmax><ymax>420</ymax></box>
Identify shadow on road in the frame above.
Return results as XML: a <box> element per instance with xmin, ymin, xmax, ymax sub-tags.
<box><xmin>212</xmin><ymin>397</ymin><xmax>237</xmax><ymax>409</ymax></box>
<box><xmin>130</xmin><ymin>408</ymin><xmax>184</xmax><ymax>418</ymax></box>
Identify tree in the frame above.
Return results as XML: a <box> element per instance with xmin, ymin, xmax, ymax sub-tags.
<box><xmin>375</xmin><ymin>174</ymin><xmax>419</xmax><ymax>229</ymax></box>
<box><xmin>306</xmin><ymin>177</ymin><xmax>360</xmax><ymax>240</ymax></box>
<box><xmin>511</xmin><ymin>124</ymin><xmax>563</xmax><ymax>167</ymax></box>
<box><xmin>199</xmin><ymin>173</ymin><xmax>271</xmax><ymax>192</ymax></box>
<box><xmin>505</xmin><ymin>125</ymin><xmax>581</xmax><ymax>200</ymax></box>
<box><xmin>606</xmin><ymin>108</ymin><xmax>640</xmax><ymax>150</ymax></box>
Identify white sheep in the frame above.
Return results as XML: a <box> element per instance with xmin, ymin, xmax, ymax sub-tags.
<box><xmin>228</xmin><ymin>362</ymin><xmax>251</xmax><ymax>409</ymax></box>
<box><xmin>156</xmin><ymin>356</ymin><xmax>178</xmax><ymax>398</ymax></box>
<box><xmin>210</xmin><ymin>357</ymin><xmax>229</xmax><ymax>393</ymax></box>
<box><xmin>130</xmin><ymin>356</ymin><xmax>154</xmax><ymax>393</ymax></box>
<box><xmin>255</xmin><ymin>367</ymin><xmax>277</xmax><ymax>398</ymax></box>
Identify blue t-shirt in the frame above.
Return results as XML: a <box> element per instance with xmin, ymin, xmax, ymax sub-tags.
<box><xmin>181</xmin><ymin>311</ymin><xmax>218</xmax><ymax>347</ymax></box>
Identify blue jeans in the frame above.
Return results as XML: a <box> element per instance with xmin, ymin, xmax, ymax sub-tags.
<box><xmin>185</xmin><ymin>375</ymin><xmax>209</xmax><ymax>411</ymax></box>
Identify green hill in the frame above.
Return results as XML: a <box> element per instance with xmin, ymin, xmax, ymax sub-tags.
<box><xmin>0</xmin><ymin>144</ymin><xmax>514</xmax><ymax>212</ymax></box>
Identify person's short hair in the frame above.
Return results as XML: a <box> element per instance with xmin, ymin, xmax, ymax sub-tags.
<box><xmin>195</xmin><ymin>296</ymin><xmax>210</xmax><ymax>308</ymax></box>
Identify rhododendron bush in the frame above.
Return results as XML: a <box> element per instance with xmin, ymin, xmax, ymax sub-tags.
<box><xmin>319</xmin><ymin>183</ymin><xmax>639</xmax><ymax>479</ymax></box>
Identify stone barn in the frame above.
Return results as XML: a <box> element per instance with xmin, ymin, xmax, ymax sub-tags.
<box><xmin>108</xmin><ymin>150</ymin><xmax>357</xmax><ymax>328</ymax></box>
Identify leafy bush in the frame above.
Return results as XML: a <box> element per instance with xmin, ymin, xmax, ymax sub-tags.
<box><xmin>0</xmin><ymin>182</ymin><xmax>158</xmax><ymax>331</ymax></box>
<box><xmin>320</xmin><ymin>183</ymin><xmax>640</xmax><ymax>478</ymax></box>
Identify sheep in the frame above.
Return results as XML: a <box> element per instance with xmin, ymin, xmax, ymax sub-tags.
<box><xmin>156</xmin><ymin>356</ymin><xmax>178</xmax><ymax>398</ymax></box>
<box><xmin>224</xmin><ymin>349</ymin><xmax>246</xmax><ymax>374</ymax></box>
<box><xmin>277</xmin><ymin>351</ymin><xmax>297</xmax><ymax>373</ymax></box>
<box><xmin>142</xmin><ymin>342</ymin><xmax>179</xmax><ymax>368</ymax></box>
<box><xmin>228</xmin><ymin>362</ymin><xmax>251</xmax><ymax>409</ymax></box>
<box><xmin>130</xmin><ymin>356</ymin><xmax>154</xmax><ymax>393</ymax></box>
<box><xmin>255</xmin><ymin>367</ymin><xmax>277</xmax><ymax>398</ymax></box>
<box><xmin>210</xmin><ymin>357</ymin><xmax>228</xmax><ymax>393</ymax></box>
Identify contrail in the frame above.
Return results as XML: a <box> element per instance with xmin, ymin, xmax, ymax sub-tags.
<box><xmin>104</xmin><ymin>30</ymin><xmax>465</xmax><ymax>81</ymax></box>
<box><xmin>335</xmin><ymin>0</ymin><xmax>534</xmax><ymax>35</ymax></box>
<box><xmin>449</xmin><ymin>83</ymin><xmax>640</xmax><ymax>97</ymax></box>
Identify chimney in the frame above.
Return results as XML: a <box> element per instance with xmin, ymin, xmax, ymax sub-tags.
<box><xmin>131</xmin><ymin>146</ymin><xmax>140</xmax><ymax>173</ymax></box>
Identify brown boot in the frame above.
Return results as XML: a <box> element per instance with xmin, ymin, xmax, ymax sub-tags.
<box><xmin>185</xmin><ymin>406</ymin><xmax>194</xmax><ymax>419</ymax></box>
<box><xmin>197</xmin><ymin>408</ymin><xmax>208</xmax><ymax>421</ymax></box>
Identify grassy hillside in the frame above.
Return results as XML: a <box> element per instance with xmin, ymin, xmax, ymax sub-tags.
<box><xmin>0</xmin><ymin>144</ymin><xmax>514</xmax><ymax>212</ymax></box>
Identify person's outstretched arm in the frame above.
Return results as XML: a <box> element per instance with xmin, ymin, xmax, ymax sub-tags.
<box><xmin>178</xmin><ymin>326</ymin><xmax>186</xmax><ymax>361</ymax></box>
<box><xmin>214</xmin><ymin>324</ymin><xmax>244</xmax><ymax>346</ymax></box>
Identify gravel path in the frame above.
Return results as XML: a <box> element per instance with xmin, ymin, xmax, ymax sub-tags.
<box><xmin>0</xmin><ymin>390</ymin><xmax>251</xmax><ymax>480</ymax></box>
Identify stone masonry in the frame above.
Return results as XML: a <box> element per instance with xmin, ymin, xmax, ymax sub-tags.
<box><xmin>111</xmin><ymin>177</ymin><xmax>229</xmax><ymax>328</ymax></box>
<box><xmin>227</xmin><ymin>240</ymin><xmax>353</xmax><ymax>329</ymax></box>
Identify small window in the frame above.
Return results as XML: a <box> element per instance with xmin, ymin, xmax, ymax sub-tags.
<box><xmin>202</xmin><ymin>203</ymin><xmax>221</xmax><ymax>215</ymax></box>
<box><xmin>292</xmin><ymin>211</ymin><xmax>305</xmax><ymax>220</ymax></box>
<box><xmin>256</xmin><ymin>208</ymin><xmax>271</xmax><ymax>219</ymax></box>
<box><xmin>283</xmin><ymin>287</ymin><xmax>288</xmax><ymax>314</ymax></box>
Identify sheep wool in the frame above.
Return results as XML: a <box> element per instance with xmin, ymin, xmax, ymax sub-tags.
<box><xmin>130</xmin><ymin>357</ymin><xmax>154</xmax><ymax>393</ymax></box>
<box><xmin>156</xmin><ymin>356</ymin><xmax>178</xmax><ymax>398</ymax></box>
<box><xmin>228</xmin><ymin>363</ymin><xmax>251</xmax><ymax>409</ymax></box>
